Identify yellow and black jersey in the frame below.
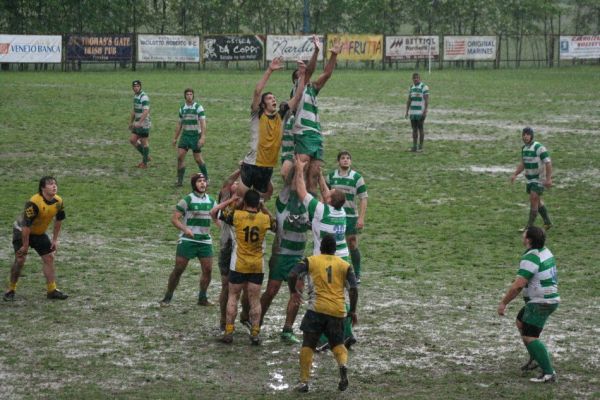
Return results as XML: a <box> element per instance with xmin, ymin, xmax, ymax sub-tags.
<box><xmin>224</xmin><ymin>209</ymin><xmax>275</xmax><ymax>274</ymax></box>
<box><xmin>299</xmin><ymin>254</ymin><xmax>354</xmax><ymax>318</ymax></box>
<box><xmin>14</xmin><ymin>193</ymin><xmax>65</xmax><ymax>235</ymax></box>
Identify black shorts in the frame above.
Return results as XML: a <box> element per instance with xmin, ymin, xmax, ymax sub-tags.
<box><xmin>516</xmin><ymin>307</ymin><xmax>543</xmax><ymax>337</ymax></box>
<box><xmin>228</xmin><ymin>270</ymin><xmax>264</xmax><ymax>285</ymax></box>
<box><xmin>410</xmin><ymin>117</ymin><xmax>425</xmax><ymax>131</ymax></box>
<box><xmin>12</xmin><ymin>228</ymin><xmax>53</xmax><ymax>256</ymax></box>
<box><xmin>300</xmin><ymin>310</ymin><xmax>345</xmax><ymax>348</ymax></box>
<box><xmin>240</xmin><ymin>163</ymin><xmax>273</xmax><ymax>194</ymax></box>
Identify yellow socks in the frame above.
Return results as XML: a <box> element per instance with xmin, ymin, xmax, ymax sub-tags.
<box><xmin>251</xmin><ymin>325</ymin><xmax>260</xmax><ymax>337</ymax></box>
<box><xmin>299</xmin><ymin>346</ymin><xmax>314</xmax><ymax>383</ymax></box>
<box><xmin>46</xmin><ymin>281</ymin><xmax>57</xmax><ymax>293</ymax></box>
<box><xmin>332</xmin><ymin>344</ymin><xmax>348</xmax><ymax>366</ymax></box>
<box><xmin>8</xmin><ymin>282</ymin><xmax>17</xmax><ymax>291</ymax></box>
<box><xmin>225</xmin><ymin>324</ymin><xmax>235</xmax><ymax>335</ymax></box>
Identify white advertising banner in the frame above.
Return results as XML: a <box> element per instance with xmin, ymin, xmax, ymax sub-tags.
<box><xmin>385</xmin><ymin>36</ymin><xmax>439</xmax><ymax>60</ymax></box>
<box><xmin>444</xmin><ymin>36</ymin><xmax>496</xmax><ymax>60</ymax></box>
<box><xmin>560</xmin><ymin>36</ymin><xmax>600</xmax><ymax>59</ymax></box>
<box><xmin>137</xmin><ymin>35</ymin><xmax>200</xmax><ymax>62</ymax></box>
<box><xmin>0</xmin><ymin>35</ymin><xmax>62</xmax><ymax>63</ymax></box>
<box><xmin>266</xmin><ymin>35</ymin><xmax>324</xmax><ymax>61</ymax></box>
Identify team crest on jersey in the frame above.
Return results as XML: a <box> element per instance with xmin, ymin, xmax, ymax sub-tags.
<box><xmin>25</xmin><ymin>206</ymin><xmax>36</xmax><ymax>218</ymax></box>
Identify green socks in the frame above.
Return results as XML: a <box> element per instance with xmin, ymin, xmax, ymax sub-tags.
<box><xmin>527</xmin><ymin>339</ymin><xmax>554</xmax><ymax>374</ymax></box>
<box><xmin>198</xmin><ymin>290</ymin><xmax>207</xmax><ymax>301</ymax></box>
<box><xmin>538</xmin><ymin>206</ymin><xmax>552</xmax><ymax>225</ymax></box>
<box><xmin>350</xmin><ymin>248</ymin><xmax>361</xmax><ymax>278</ymax></box>
<box><xmin>198</xmin><ymin>163</ymin><xmax>208</xmax><ymax>179</ymax></box>
<box><xmin>136</xmin><ymin>144</ymin><xmax>144</xmax><ymax>155</ymax></box>
<box><xmin>142</xmin><ymin>147</ymin><xmax>150</xmax><ymax>164</ymax></box>
<box><xmin>343</xmin><ymin>303</ymin><xmax>353</xmax><ymax>338</ymax></box>
<box><xmin>527</xmin><ymin>208</ymin><xmax>538</xmax><ymax>227</ymax></box>
<box><xmin>177</xmin><ymin>168</ymin><xmax>186</xmax><ymax>185</ymax></box>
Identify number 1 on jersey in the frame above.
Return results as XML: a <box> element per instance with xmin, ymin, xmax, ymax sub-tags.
<box><xmin>326</xmin><ymin>265</ymin><xmax>332</xmax><ymax>284</ymax></box>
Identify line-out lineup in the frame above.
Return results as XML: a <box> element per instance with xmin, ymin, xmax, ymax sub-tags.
<box><xmin>4</xmin><ymin>35</ymin><xmax>560</xmax><ymax>392</ymax></box>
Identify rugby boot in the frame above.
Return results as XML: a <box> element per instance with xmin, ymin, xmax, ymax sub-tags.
<box><xmin>47</xmin><ymin>289</ymin><xmax>68</xmax><ymax>300</ymax></box>
<box><xmin>280</xmin><ymin>330</ymin><xmax>301</xmax><ymax>344</ymax></box>
<box><xmin>250</xmin><ymin>333</ymin><xmax>261</xmax><ymax>346</ymax></box>
<box><xmin>197</xmin><ymin>297</ymin><xmax>213</xmax><ymax>306</ymax></box>
<box><xmin>294</xmin><ymin>382</ymin><xmax>309</xmax><ymax>393</ymax></box>
<box><xmin>520</xmin><ymin>358</ymin><xmax>540</xmax><ymax>371</ymax></box>
<box><xmin>338</xmin><ymin>366</ymin><xmax>349</xmax><ymax>391</ymax></box>
<box><xmin>220</xmin><ymin>333</ymin><xmax>233</xmax><ymax>344</ymax></box>
<box><xmin>530</xmin><ymin>372</ymin><xmax>557</xmax><ymax>383</ymax></box>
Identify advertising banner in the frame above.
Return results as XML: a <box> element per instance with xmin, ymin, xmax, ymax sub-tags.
<box><xmin>327</xmin><ymin>34</ymin><xmax>383</xmax><ymax>61</ymax></box>
<box><xmin>444</xmin><ymin>36</ymin><xmax>496</xmax><ymax>60</ymax></box>
<box><xmin>203</xmin><ymin>35</ymin><xmax>263</xmax><ymax>61</ymax></box>
<box><xmin>560</xmin><ymin>36</ymin><xmax>600</xmax><ymax>59</ymax></box>
<box><xmin>266</xmin><ymin>35</ymin><xmax>324</xmax><ymax>61</ymax></box>
<box><xmin>385</xmin><ymin>36</ymin><xmax>439</xmax><ymax>60</ymax></box>
<box><xmin>0</xmin><ymin>35</ymin><xmax>62</xmax><ymax>63</ymax></box>
<box><xmin>66</xmin><ymin>35</ymin><xmax>132</xmax><ymax>61</ymax></box>
<box><xmin>137</xmin><ymin>35</ymin><xmax>200</xmax><ymax>62</ymax></box>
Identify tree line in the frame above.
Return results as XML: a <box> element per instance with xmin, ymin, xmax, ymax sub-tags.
<box><xmin>1</xmin><ymin>0</ymin><xmax>598</xmax><ymax>37</ymax></box>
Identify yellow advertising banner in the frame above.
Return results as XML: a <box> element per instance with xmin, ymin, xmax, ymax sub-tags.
<box><xmin>326</xmin><ymin>34</ymin><xmax>383</xmax><ymax>61</ymax></box>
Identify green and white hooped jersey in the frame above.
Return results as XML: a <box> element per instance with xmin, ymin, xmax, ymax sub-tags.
<box><xmin>521</xmin><ymin>141</ymin><xmax>550</xmax><ymax>185</ymax></box>
<box><xmin>275</xmin><ymin>186</ymin><xmax>308</xmax><ymax>256</ymax></box>
<box><xmin>179</xmin><ymin>101</ymin><xmax>205</xmax><ymax>137</ymax></box>
<box><xmin>133</xmin><ymin>91</ymin><xmax>151</xmax><ymax>128</ymax></box>
<box><xmin>408</xmin><ymin>82</ymin><xmax>429</xmax><ymax>119</ymax></box>
<box><xmin>518</xmin><ymin>247</ymin><xmax>560</xmax><ymax>304</ymax></box>
<box><xmin>293</xmin><ymin>85</ymin><xmax>321</xmax><ymax>136</ymax></box>
<box><xmin>303</xmin><ymin>193</ymin><xmax>348</xmax><ymax>258</ymax></box>
<box><xmin>176</xmin><ymin>192</ymin><xmax>216</xmax><ymax>245</ymax></box>
<box><xmin>327</xmin><ymin>169</ymin><xmax>368</xmax><ymax>218</ymax></box>
<box><xmin>280</xmin><ymin>113</ymin><xmax>295</xmax><ymax>162</ymax></box>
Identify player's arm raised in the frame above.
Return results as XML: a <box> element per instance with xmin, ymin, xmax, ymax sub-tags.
<box><xmin>305</xmin><ymin>34</ymin><xmax>321</xmax><ymax>83</ymax></box>
<box><xmin>293</xmin><ymin>154</ymin><xmax>309</xmax><ymax>202</ymax></box>
<box><xmin>313</xmin><ymin>39</ymin><xmax>342</xmax><ymax>91</ymax></box>
<box><xmin>251</xmin><ymin>57</ymin><xmax>283</xmax><ymax>113</ymax></box>
<box><xmin>287</xmin><ymin>60</ymin><xmax>306</xmax><ymax>112</ymax></box>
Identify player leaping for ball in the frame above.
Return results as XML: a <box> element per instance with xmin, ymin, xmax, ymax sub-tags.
<box><xmin>237</xmin><ymin>58</ymin><xmax>306</xmax><ymax>201</ymax></box>
<box><xmin>291</xmin><ymin>36</ymin><xmax>342</xmax><ymax>196</ymax></box>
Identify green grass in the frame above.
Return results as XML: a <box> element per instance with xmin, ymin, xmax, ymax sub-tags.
<box><xmin>0</xmin><ymin>67</ymin><xmax>599</xmax><ymax>399</ymax></box>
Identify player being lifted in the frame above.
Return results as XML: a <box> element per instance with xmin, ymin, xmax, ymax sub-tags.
<box><xmin>237</xmin><ymin>58</ymin><xmax>306</xmax><ymax>200</ymax></box>
<box><xmin>291</xmin><ymin>36</ymin><xmax>342</xmax><ymax>195</ymax></box>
